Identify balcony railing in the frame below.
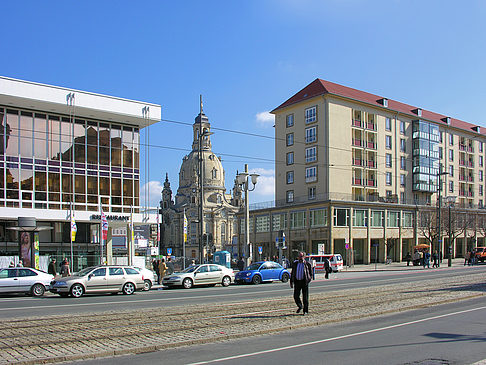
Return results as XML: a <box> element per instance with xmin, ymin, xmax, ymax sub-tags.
<box><xmin>352</xmin><ymin>139</ymin><xmax>363</xmax><ymax>147</ymax></box>
<box><xmin>367</xmin><ymin>160</ymin><xmax>376</xmax><ymax>168</ymax></box>
<box><xmin>353</xmin><ymin>158</ymin><xmax>362</xmax><ymax>166</ymax></box>
<box><xmin>468</xmin><ymin>161</ymin><xmax>474</xmax><ymax>167</ymax></box>
<box><xmin>353</xmin><ymin>178</ymin><xmax>363</xmax><ymax>185</ymax></box>
<box><xmin>459</xmin><ymin>160</ymin><xmax>466</xmax><ymax>166</ymax></box>
<box><xmin>460</xmin><ymin>190</ymin><xmax>474</xmax><ymax>197</ymax></box>
<box><xmin>352</xmin><ymin>119</ymin><xmax>362</xmax><ymax>128</ymax></box>
<box><xmin>459</xmin><ymin>175</ymin><xmax>466</xmax><ymax>182</ymax></box>
<box><xmin>459</xmin><ymin>144</ymin><xmax>466</xmax><ymax>152</ymax></box>
<box><xmin>367</xmin><ymin>179</ymin><xmax>377</xmax><ymax>187</ymax></box>
<box><xmin>468</xmin><ymin>146</ymin><xmax>474</xmax><ymax>153</ymax></box>
<box><xmin>366</xmin><ymin>122</ymin><xmax>376</xmax><ymax>131</ymax></box>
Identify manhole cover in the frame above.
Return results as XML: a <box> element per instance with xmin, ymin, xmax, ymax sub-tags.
<box><xmin>405</xmin><ymin>359</ymin><xmax>450</xmax><ymax>365</ymax></box>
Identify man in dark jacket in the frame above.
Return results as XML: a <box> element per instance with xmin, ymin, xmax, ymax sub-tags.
<box><xmin>48</xmin><ymin>258</ymin><xmax>57</xmax><ymax>276</ymax></box>
<box><xmin>290</xmin><ymin>251</ymin><xmax>313</xmax><ymax>315</ymax></box>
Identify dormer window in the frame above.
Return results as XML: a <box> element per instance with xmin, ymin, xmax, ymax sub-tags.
<box><xmin>378</xmin><ymin>98</ymin><xmax>388</xmax><ymax>107</ymax></box>
<box><xmin>472</xmin><ymin>126</ymin><xmax>481</xmax><ymax>133</ymax></box>
<box><xmin>413</xmin><ymin>108</ymin><xmax>422</xmax><ymax>117</ymax></box>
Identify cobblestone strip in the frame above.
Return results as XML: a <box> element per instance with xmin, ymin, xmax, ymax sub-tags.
<box><xmin>0</xmin><ymin>273</ymin><xmax>484</xmax><ymax>364</ymax></box>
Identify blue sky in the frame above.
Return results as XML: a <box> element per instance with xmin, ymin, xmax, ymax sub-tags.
<box><xmin>2</xmin><ymin>1</ymin><xmax>485</xmax><ymax>207</ymax></box>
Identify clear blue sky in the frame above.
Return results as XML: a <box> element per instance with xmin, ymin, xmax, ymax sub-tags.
<box><xmin>2</xmin><ymin>1</ymin><xmax>485</xmax><ymax>207</ymax></box>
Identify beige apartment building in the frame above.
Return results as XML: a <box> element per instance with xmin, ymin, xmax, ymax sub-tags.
<box><xmin>242</xmin><ymin>79</ymin><xmax>486</xmax><ymax>264</ymax></box>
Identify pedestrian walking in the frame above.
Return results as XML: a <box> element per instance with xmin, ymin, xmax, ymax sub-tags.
<box><xmin>166</xmin><ymin>257</ymin><xmax>175</xmax><ymax>275</ymax></box>
<box><xmin>60</xmin><ymin>259</ymin><xmax>71</xmax><ymax>277</ymax></box>
<box><xmin>423</xmin><ymin>250</ymin><xmax>430</xmax><ymax>269</ymax></box>
<box><xmin>237</xmin><ymin>257</ymin><xmax>245</xmax><ymax>271</ymax></box>
<box><xmin>153</xmin><ymin>259</ymin><xmax>160</xmax><ymax>284</ymax></box>
<box><xmin>464</xmin><ymin>251</ymin><xmax>470</xmax><ymax>266</ymax></box>
<box><xmin>405</xmin><ymin>252</ymin><xmax>412</xmax><ymax>266</ymax></box>
<box><xmin>324</xmin><ymin>257</ymin><xmax>332</xmax><ymax>279</ymax></box>
<box><xmin>290</xmin><ymin>251</ymin><xmax>312</xmax><ymax>315</ymax></box>
<box><xmin>432</xmin><ymin>251</ymin><xmax>438</xmax><ymax>268</ymax></box>
<box><xmin>311</xmin><ymin>257</ymin><xmax>316</xmax><ymax>280</ymax></box>
<box><xmin>48</xmin><ymin>258</ymin><xmax>57</xmax><ymax>276</ymax></box>
<box><xmin>159</xmin><ymin>258</ymin><xmax>167</xmax><ymax>284</ymax></box>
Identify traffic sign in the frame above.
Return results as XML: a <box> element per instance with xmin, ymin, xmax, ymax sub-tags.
<box><xmin>345</xmin><ymin>243</ymin><xmax>350</xmax><ymax>249</ymax></box>
<box><xmin>167</xmin><ymin>248</ymin><xmax>172</xmax><ymax>255</ymax></box>
<box><xmin>258</xmin><ymin>246</ymin><xmax>263</xmax><ymax>254</ymax></box>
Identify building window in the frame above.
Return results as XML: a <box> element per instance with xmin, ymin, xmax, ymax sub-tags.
<box><xmin>286</xmin><ymin>133</ymin><xmax>294</xmax><ymax>146</ymax></box>
<box><xmin>353</xmin><ymin>209</ymin><xmax>367</xmax><ymax>227</ymax></box>
<box><xmin>272</xmin><ymin>213</ymin><xmax>288</xmax><ymax>230</ymax></box>
<box><xmin>385</xmin><ymin>117</ymin><xmax>391</xmax><ymax>131</ymax></box>
<box><xmin>400</xmin><ymin>192</ymin><xmax>406</xmax><ymax>204</ymax></box>
<box><xmin>386</xmin><ymin>172</ymin><xmax>392</xmax><ymax>185</ymax></box>
<box><xmin>308</xmin><ymin>187</ymin><xmax>316</xmax><ymax>200</ymax></box>
<box><xmin>400</xmin><ymin>120</ymin><xmax>405</xmax><ymax>135</ymax></box>
<box><xmin>402</xmin><ymin>212</ymin><xmax>413</xmax><ymax>227</ymax></box>
<box><xmin>310</xmin><ymin>208</ymin><xmax>327</xmax><ymax>227</ymax></box>
<box><xmin>449</xmin><ymin>181</ymin><xmax>453</xmax><ymax>193</ymax></box>
<box><xmin>387</xmin><ymin>211</ymin><xmax>400</xmax><ymax>227</ymax></box>
<box><xmin>255</xmin><ymin>216</ymin><xmax>270</xmax><ymax>233</ymax></box>
<box><xmin>439</xmin><ymin>147</ymin><xmax>443</xmax><ymax>159</ymax></box>
<box><xmin>305</xmin><ymin>126</ymin><xmax>317</xmax><ymax>143</ymax></box>
<box><xmin>305</xmin><ymin>146</ymin><xmax>317</xmax><ymax>163</ymax></box>
<box><xmin>286</xmin><ymin>190</ymin><xmax>294</xmax><ymax>203</ymax></box>
<box><xmin>449</xmin><ymin>134</ymin><xmax>453</xmax><ymax>146</ymax></box>
<box><xmin>449</xmin><ymin>165</ymin><xmax>453</xmax><ymax>177</ymax></box>
<box><xmin>286</xmin><ymin>171</ymin><xmax>294</xmax><ymax>184</ymax></box>
<box><xmin>386</xmin><ymin>135</ymin><xmax>392</xmax><ymax>149</ymax></box>
<box><xmin>480</xmin><ymin>170</ymin><xmax>483</xmax><ymax>182</ymax></box>
<box><xmin>370</xmin><ymin>210</ymin><xmax>384</xmax><ymax>227</ymax></box>
<box><xmin>400</xmin><ymin>174</ymin><xmax>406</xmax><ymax>187</ymax></box>
<box><xmin>333</xmin><ymin>208</ymin><xmax>349</xmax><ymax>227</ymax></box>
<box><xmin>480</xmin><ymin>156</ymin><xmax>483</xmax><ymax>167</ymax></box>
<box><xmin>286</xmin><ymin>114</ymin><xmax>294</xmax><ymax>128</ymax></box>
<box><xmin>480</xmin><ymin>142</ymin><xmax>484</xmax><ymax>153</ymax></box>
<box><xmin>400</xmin><ymin>139</ymin><xmax>406</xmax><ymax>152</ymax></box>
<box><xmin>290</xmin><ymin>211</ymin><xmax>306</xmax><ymax>229</ymax></box>
<box><xmin>400</xmin><ymin>156</ymin><xmax>406</xmax><ymax>170</ymax></box>
<box><xmin>287</xmin><ymin>152</ymin><xmax>294</xmax><ymax>165</ymax></box>
<box><xmin>449</xmin><ymin>149</ymin><xmax>453</xmax><ymax>161</ymax></box>
<box><xmin>305</xmin><ymin>106</ymin><xmax>317</xmax><ymax>124</ymax></box>
<box><xmin>305</xmin><ymin>166</ymin><xmax>317</xmax><ymax>182</ymax></box>
<box><xmin>386</xmin><ymin>154</ymin><xmax>392</xmax><ymax>168</ymax></box>
<box><xmin>480</xmin><ymin>185</ymin><xmax>484</xmax><ymax>196</ymax></box>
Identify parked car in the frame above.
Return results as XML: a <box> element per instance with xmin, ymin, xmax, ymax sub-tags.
<box><xmin>133</xmin><ymin>266</ymin><xmax>156</xmax><ymax>290</ymax></box>
<box><xmin>0</xmin><ymin>267</ymin><xmax>54</xmax><ymax>297</ymax></box>
<box><xmin>50</xmin><ymin>265</ymin><xmax>145</xmax><ymax>298</ymax></box>
<box><xmin>475</xmin><ymin>247</ymin><xmax>486</xmax><ymax>262</ymax></box>
<box><xmin>162</xmin><ymin>264</ymin><xmax>234</xmax><ymax>289</ymax></box>
<box><xmin>235</xmin><ymin>261</ymin><xmax>290</xmax><ymax>285</ymax></box>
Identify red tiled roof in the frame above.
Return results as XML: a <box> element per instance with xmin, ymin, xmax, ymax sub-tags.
<box><xmin>272</xmin><ymin>78</ymin><xmax>485</xmax><ymax>136</ymax></box>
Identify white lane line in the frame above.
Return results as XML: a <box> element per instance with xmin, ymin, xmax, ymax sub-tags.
<box><xmin>187</xmin><ymin>305</ymin><xmax>486</xmax><ymax>365</ymax></box>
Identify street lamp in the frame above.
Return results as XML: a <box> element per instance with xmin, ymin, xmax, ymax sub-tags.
<box><xmin>198</xmin><ymin>127</ymin><xmax>213</xmax><ymax>264</ymax></box>
<box><xmin>445</xmin><ymin>196</ymin><xmax>456</xmax><ymax>267</ymax></box>
<box><xmin>437</xmin><ymin>164</ymin><xmax>448</xmax><ymax>267</ymax></box>
<box><xmin>236</xmin><ymin>164</ymin><xmax>259</xmax><ymax>264</ymax></box>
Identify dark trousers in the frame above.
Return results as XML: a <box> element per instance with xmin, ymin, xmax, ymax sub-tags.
<box><xmin>293</xmin><ymin>279</ymin><xmax>309</xmax><ymax>312</ymax></box>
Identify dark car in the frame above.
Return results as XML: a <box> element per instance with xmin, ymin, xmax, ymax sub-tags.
<box><xmin>235</xmin><ymin>261</ymin><xmax>290</xmax><ymax>285</ymax></box>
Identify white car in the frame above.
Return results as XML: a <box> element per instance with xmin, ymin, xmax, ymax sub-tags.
<box><xmin>162</xmin><ymin>264</ymin><xmax>235</xmax><ymax>289</ymax></box>
<box><xmin>0</xmin><ymin>267</ymin><xmax>54</xmax><ymax>297</ymax></box>
<box><xmin>133</xmin><ymin>267</ymin><xmax>156</xmax><ymax>290</ymax></box>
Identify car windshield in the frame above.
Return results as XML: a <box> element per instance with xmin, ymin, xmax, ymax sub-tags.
<box><xmin>181</xmin><ymin>265</ymin><xmax>200</xmax><ymax>273</ymax></box>
<box><xmin>246</xmin><ymin>263</ymin><xmax>261</xmax><ymax>271</ymax></box>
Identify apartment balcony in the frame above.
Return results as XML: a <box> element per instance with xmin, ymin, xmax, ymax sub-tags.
<box><xmin>459</xmin><ymin>160</ymin><xmax>466</xmax><ymax>167</ymax></box>
<box><xmin>459</xmin><ymin>144</ymin><xmax>466</xmax><ymax>152</ymax></box>
<box><xmin>352</xmin><ymin>119</ymin><xmax>362</xmax><ymax>128</ymax></box>
<box><xmin>367</xmin><ymin>141</ymin><xmax>377</xmax><ymax>149</ymax></box>
<box><xmin>459</xmin><ymin>175</ymin><xmax>466</xmax><ymax>182</ymax></box>
<box><xmin>353</xmin><ymin>158</ymin><xmax>362</xmax><ymax>166</ymax></box>
<box><xmin>367</xmin><ymin>160</ymin><xmax>376</xmax><ymax>168</ymax></box>
<box><xmin>353</xmin><ymin>178</ymin><xmax>363</xmax><ymax>186</ymax></box>
<box><xmin>459</xmin><ymin>190</ymin><xmax>474</xmax><ymax>197</ymax></box>
<box><xmin>468</xmin><ymin>146</ymin><xmax>474</xmax><ymax>153</ymax></box>
<box><xmin>366</xmin><ymin>122</ymin><xmax>376</xmax><ymax>131</ymax></box>
<box><xmin>468</xmin><ymin>161</ymin><xmax>474</xmax><ymax>168</ymax></box>
<box><xmin>352</xmin><ymin>139</ymin><xmax>363</xmax><ymax>147</ymax></box>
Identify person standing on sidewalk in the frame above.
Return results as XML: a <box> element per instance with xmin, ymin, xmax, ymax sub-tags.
<box><xmin>324</xmin><ymin>257</ymin><xmax>332</xmax><ymax>279</ymax></box>
<box><xmin>48</xmin><ymin>258</ymin><xmax>57</xmax><ymax>277</ymax></box>
<box><xmin>290</xmin><ymin>251</ymin><xmax>312</xmax><ymax>315</ymax></box>
<box><xmin>432</xmin><ymin>251</ymin><xmax>439</xmax><ymax>268</ymax></box>
<box><xmin>405</xmin><ymin>252</ymin><xmax>412</xmax><ymax>266</ymax></box>
<box><xmin>159</xmin><ymin>259</ymin><xmax>167</xmax><ymax>284</ymax></box>
<box><xmin>423</xmin><ymin>250</ymin><xmax>430</xmax><ymax>269</ymax></box>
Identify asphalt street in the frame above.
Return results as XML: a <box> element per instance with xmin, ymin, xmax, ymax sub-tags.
<box><xmin>77</xmin><ymin>296</ymin><xmax>486</xmax><ymax>365</ymax></box>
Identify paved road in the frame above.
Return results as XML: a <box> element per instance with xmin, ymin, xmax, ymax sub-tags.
<box><xmin>0</xmin><ymin>265</ymin><xmax>485</xmax><ymax>319</ymax></box>
<box><xmin>75</xmin><ymin>296</ymin><xmax>486</xmax><ymax>365</ymax></box>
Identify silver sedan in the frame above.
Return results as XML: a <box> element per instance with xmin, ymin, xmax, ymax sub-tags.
<box><xmin>0</xmin><ymin>267</ymin><xmax>54</xmax><ymax>297</ymax></box>
<box><xmin>162</xmin><ymin>264</ymin><xmax>235</xmax><ymax>289</ymax></box>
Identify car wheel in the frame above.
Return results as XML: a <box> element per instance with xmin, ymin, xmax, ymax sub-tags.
<box><xmin>31</xmin><ymin>283</ymin><xmax>45</xmax><ymax>297</ymax></box>
<box><xmin>123</xmin><ymin>282</ymin><xmax>136</xmax><ymax>295</ymax></box>
<box><xmin>252</xmin><ymin>275</ymin><xmax>262</xmax><ymax>285</ymax></box>
<box><xmin>143</xmin><ymin>279</ymin><xmax>152</xmax><ymax>291</ymax></box>
<box><xmin>281</xmin><ymin>272</ymin><xmax>290</xmax><ymax>283</ymax></box>
<box><xmin>221</xmin><ymin>276</ymin><xmax>231</xmax><ymax>287</ymax></box>
<box><xmin>182</xmin><ymin>278</ymin><xmax>193</xmax><ymax>289</ymax></box>
<box><xmin>70</xmin><ymin>284</ymin><xmax>84</xmax><ymax>298</ymax></box>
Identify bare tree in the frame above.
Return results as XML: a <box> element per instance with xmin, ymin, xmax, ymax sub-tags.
<box><xmin>417</xmin><ymin>208</ymin><xmax>439</xmax><ymax>250</ymax></box>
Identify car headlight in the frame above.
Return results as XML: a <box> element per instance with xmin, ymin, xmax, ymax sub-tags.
<box><xmin>246</xmin><ymin>272</ymin><xmax>252</xmax><ymax>277</ymax></box>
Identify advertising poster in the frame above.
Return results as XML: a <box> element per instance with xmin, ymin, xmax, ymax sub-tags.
<box><xmin>19</xmin><ymin>231</ymin><xmax>32</xmax><ymax>267</ymax></box>
<box><xmin>134</xmin><ymin>225</ymin><xmax>150</xmax><ymax>248</ymax></box>
<box><xmin>33</xmin><ymin>232</ymin><xmax>40</xmax><ymax>270</ymax></box>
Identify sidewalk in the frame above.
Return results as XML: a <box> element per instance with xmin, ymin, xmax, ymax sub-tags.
<box><xmin>337</xmin><ymin>257</ymin><xmax>470</xmax><ymax>272</ymax></box>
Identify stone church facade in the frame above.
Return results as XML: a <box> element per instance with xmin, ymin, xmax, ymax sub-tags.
<box><xmin>159</xmin><ymin>104</ymin><xmax>243</xmax><ymax>261</ymax></box>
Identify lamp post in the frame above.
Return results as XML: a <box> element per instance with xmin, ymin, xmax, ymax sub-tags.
<box><xmin>437</xmin><ymin>164</ymin><xmax>448</xmax><ymax>267</ymax></box>
<box><xmin>236</xmin><ymin>164</ymin><xmax>259</xmax><ymax>265</ymax></box>
<box><xmin>445</xmin><ymin>196</ymin><xmax>456</xmax><ymax>267</ymax></box>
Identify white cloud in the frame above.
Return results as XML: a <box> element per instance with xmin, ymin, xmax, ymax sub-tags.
<box><xmin>140</xmin><ymin>180</ymin><xmax>163</xmax><ymax>208</ymax></box>
<box><xmin>249</xmin><ymin>168</ymin><xmax>275</xmax><ymax>201</ymax></box>
<box><xmin>255</xmin><ymin>111</ymin><xmax>275</xmax><ymax>127</ymax></box>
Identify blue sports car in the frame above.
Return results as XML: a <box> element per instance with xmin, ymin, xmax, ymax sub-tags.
<box><xmin>235</xmin><ymin>261</ymin><xmax>290</xmax><ymax>285</ymax></box>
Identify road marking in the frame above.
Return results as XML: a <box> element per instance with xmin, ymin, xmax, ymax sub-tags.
<box><xmin>187</xmin><ymin>305</ymin><xmax>486</xmax><ymax>365</ymax></box>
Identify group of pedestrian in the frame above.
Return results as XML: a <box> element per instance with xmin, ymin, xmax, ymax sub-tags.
<box><xmin>152</xmin><ymin>257</ymin><xmax>175</xmax><ymax>284</ymax></box>
<box><xmin>8</xmin><ymin>259</ymin><xmax>23</xmax><ymax>267</ymax></box>
<box><xmin>46</xmin><ymin>257</ymin><xmax>70</xmax><ymax>277</ymax></box>
<box><xmin>464</xmin><ymin>250</ymin><xmax>477</xmax><ymax>266</ymax></box>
